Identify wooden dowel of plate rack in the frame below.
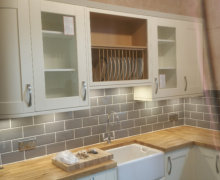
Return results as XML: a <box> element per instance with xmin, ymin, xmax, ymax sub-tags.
<box><xmin>125</xmin><ymin>50</ymin><xmax>127</xmax><ymax>80</ymax></box>
<box><xmin>114</xmin><ymin>49</ymin><xmax>117</xmax><ymax>81</ymax></box>
<box><xmin>128</xmin><ymin>50</ymin><xmax>131</xmax><ymax>80</ymax></box>
<box><xmin>98</xmin><ymin>49</ymin><xmax>101</xmax><ymax>81</ymax></box>
<box><xmin>132</xmin><ymin>50</ymin><xmax>135</xmax><ymax>80</ymax></box>
<box><xmin>142</xmin><ymin>49</ymin><xmax>144</xmax><ymax>79</ymax></box>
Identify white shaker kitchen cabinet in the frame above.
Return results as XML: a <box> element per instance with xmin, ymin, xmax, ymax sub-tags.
<box><xmin>134</xmin><ymin>18</ymin><xmax>203</xmax><ymax>101</ymax></box>
<box><xmin>165</xmin><ymin>147</ymin><xmax>194</xmax><ymax>180</ymax></box>
<box><xmin>0</xmin><ymin>0</ymin><xmax>35</xmax><ymax>118</ymax></box>
<box><xmin>134</xmin><ymin>18</ymin><xmax>183</xmax><ymax>101</ymax></box>
<box><xmin>77</xmin><ymin>168</ymin><xmax>117</xmax><ymax>180</ymax></box>
<box><xmin>30</xmin><ymin>0</ymin><xmax>89</xmax><ymax>111</ymax></box>
<box><xmin>195</xmin><ymin>146</ymin><xmax>220</xmax><ymax>180</ymax></box>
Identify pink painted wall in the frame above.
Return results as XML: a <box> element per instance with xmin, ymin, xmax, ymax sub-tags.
<box><xmin>89</xmin><ymin>0</ymin><xmax>202</xmax><ymax>17</ymax></box>
<box><xmin>204</xmin><ymin>0</ymin><xmax>220</xmax><ymax>90</ymax></box>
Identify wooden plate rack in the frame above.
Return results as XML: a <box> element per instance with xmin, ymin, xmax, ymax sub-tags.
<box><xmin>92</xmin><ymin>46</ymin><xmax>148</xmax><ymax>82</ymax></box>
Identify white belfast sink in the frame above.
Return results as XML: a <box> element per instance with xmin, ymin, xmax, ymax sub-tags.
<box><xmin>107</xmin><ymin>143</ymin><xmax>164</xmax><ymax>180</ymax></box>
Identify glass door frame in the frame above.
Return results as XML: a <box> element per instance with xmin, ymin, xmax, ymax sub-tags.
<box><xmin>151</xmin><ymin>17</ymin><xmax>183</xmax><ymax>98</ymax></box>
<box><xmin>30</xmin><ymin>0</ymin><xmax>89</xmax><ymax>111</ymax></box>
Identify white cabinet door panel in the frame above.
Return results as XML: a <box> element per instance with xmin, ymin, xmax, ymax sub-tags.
<box><xmin>165</xmin><ymin>147</ymin><xmax>191</xmax><ymax>180</ymax></box>
<box><xmin>0</xmin><ymin>0</ymin><xmax>34</xmax><ymax>117</ymax></box>
<box><xmin>196</xmin><ymin>147</ymin><xmax>220</xmax><ymax>180</ymax></box>
<box><xmin>179</xmin><ymin>22</ymin><xmax>203</xmax><ymax>95</ymax></box>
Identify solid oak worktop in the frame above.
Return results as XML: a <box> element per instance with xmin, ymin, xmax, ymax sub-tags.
<box><xmin>1</xmin><ymin>125</ymin><xmax>220</xmax><ymax>180</ymax></box>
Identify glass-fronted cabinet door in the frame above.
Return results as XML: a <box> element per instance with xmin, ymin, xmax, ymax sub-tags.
<box><xmin>151</xmin><ymin>17</ymin><xmax>182</xmax><ymax>98</ymax></box>
<box><xmin>30</xmin><ymin>0</ymin><xmax>88</xmax><ymax>111</ymax></box>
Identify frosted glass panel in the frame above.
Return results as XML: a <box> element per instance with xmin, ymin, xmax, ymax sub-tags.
<box><xmin>42</xmin><ymin>12</ymin><xmax>64</xmax><ymax>32</ymax></box>
<box><xmin>45</xmin><ymin>72</ymin><xmax>78</xmax><ymax>98</ymax></box>
<box><xmin>158</xmin><ymin>43</ymin><xmax>176</xmax><ymax>69</ymax></box>
<box><xmin>159</xmin><ymin>69</ymin><xmax>177</xmax><ymax>89</ymax></box>
<box><xmin>158</xmin><ymin>26</ymin><xmax>176</xmax><ymax>40</ymax></box>
<box><xmin>41</xmin><ymin>12</ymin><xmax>79</xmax><ymax>98</ymax></box>
<box><xmin>43</xmin><ymin>35</ymin><xmax>77</xmax><ymax>69</ymax></box>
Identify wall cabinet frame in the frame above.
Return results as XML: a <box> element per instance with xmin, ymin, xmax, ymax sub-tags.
<box><xmin>0</xmin><ymin>0</ymin><xmax>203</xmax><ymax>118</ymax></box>
<box><xmin>86</xmin><ymin>8</ymin><xmax>153</xmax><ymax>89</ymax></box>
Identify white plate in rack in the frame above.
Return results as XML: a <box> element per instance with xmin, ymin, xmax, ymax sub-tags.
<box><xmin>112</xmin><ymin>57</ymin><xmax>117</xmax><ymax>81</ymax></box>
<box><xmin>123</xmin><ymin>57</ymin><xmax>127</xmax><ymax>80</ymax></box>
<box><xmin>116</xmin><ymin>57</ymin><xmax>120</xmax><ymax>80</ymax></box>
<box><xmin>127</xmin><ymin>57</ymin><xmax>131</xmax><ymax>80</ymax></box>
<box><xmin>106</xmin><ymin>57</ymin><xmax>112</xmax><ymax>81</ymax></box>
<box><xmin>138</xmin><ymin>57</ymin><xmax>144</xmax><ymax>79</ymax></box>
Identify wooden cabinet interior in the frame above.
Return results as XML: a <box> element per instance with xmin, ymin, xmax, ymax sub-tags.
<box><xmin>90</xmin><ymin>12</ymin><xmax>147</xmax><ymax>47</ymax></box>
<box><xmin>90</xmin><ymin>12</ymin><xmax>148</xmax><ymax>82</ymax></box>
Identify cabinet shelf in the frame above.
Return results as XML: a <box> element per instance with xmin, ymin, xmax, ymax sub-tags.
<box><xmin>92</xmin><ymin>45</ymin><xmax>147</xmax><ymax>50</ymax></box>
<box><xmin>159</xmin><ymin>67</ymin><xmax>176</xmax><ymax>70</ymax></box>
<box><xmin>158</xmin><ymin>39</ymin><xmax>176</xmax><ymax>44</ymax></box>
<box><xmin>42</xmin><ymin>30</ymin><xmax>74</xmax><ymax>39</ymax></box>
<box><xmin>44</xmin><ymin>69</ymin><xmax>76</xmax><ymax>72</ymax></box>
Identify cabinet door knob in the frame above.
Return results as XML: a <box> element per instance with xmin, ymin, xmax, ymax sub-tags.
<box><xmin>168</xmin><ymin>156</ymin><xmax>172</xmax><ymax>175</ymax></box>
<box><xmin>81</xmin><ymin>81</ymin><xmax>87</xmax><ymax>101</ymax></box>
<box><xmin>184</xmin><ymin>76</ymin><xmax>188</xmax><ymax>91</ymax></box>
<box><xmin>216</xmin><ymin>154</ymin><xmax>219</xmax><ymax>174</ymax></box>
<box><xmin>155</xmin><ymin>78</ymin><xmax>158</xmax><ymax>94</ymax></box>
<box><xmin>26</xmin><ymin>84</ymin><xmax>32</xmax><ymax>107</ymax></box>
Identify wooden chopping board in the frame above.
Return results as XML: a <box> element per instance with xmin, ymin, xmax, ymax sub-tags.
<box><xmin>52</xmin><ymin>148</ymin><xmax>113</xmax><ymax>172</ymax></box>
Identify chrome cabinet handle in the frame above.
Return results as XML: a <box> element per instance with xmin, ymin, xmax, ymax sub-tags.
<box><xmin>81</xmin><ymin>81</ymin><xmax>87</xmax><ymax>101</ymax></box>
<box><xmin>26</xmin><ymin>84</ymin><xmax>32</xmax><ymax>107</ymax></box>
<box><xmin>184</xmin><ymin>76</ymin><xmax>188</xmax><ymax>91</ymax></box>
<box><xmin>155</xmin><ymin>78</ymin><xmax>158</xmax><ymax>94</ymax></box>
<box><xmin>216</xmin><ymin>155</ymin><xmax>219</xmax><ymax>174</ymax></box>
<box><xmin>168</xmin><ymin>156</ymin><xmax>172</xmax><ymax>175</ymax></box>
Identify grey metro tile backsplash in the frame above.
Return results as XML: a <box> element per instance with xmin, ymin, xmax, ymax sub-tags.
<box><xmin>0</xmin><ymin>119</ymin><xmax>10</xmax><ymax>130</ymax></box>
<box><xmin>184</xmin><ymin>91</ymin><xmax>220</xmax><ymax>130</ymax></box>
<box><xmin>0</xmin><ymin>87</ymin><xmax>187</xmax><ymax>165</ymax></box>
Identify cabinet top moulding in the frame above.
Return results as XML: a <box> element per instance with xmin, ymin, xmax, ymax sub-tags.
<box><xmin>91</xmin><ymin>45</ymin><xmax>147</xmax><ymax>50</ymax></box>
